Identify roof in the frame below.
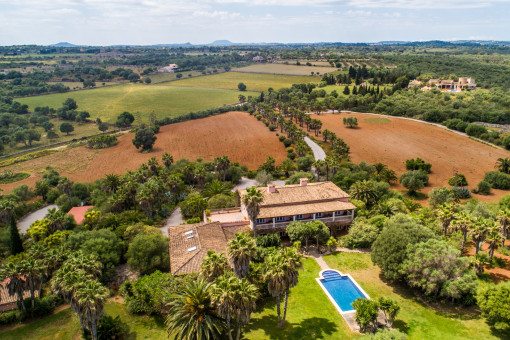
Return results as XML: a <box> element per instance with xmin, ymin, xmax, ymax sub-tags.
<box><xmin>257</xmin><ymin>200</ymin><xmax>356</xmax><ymax>218</ymax></box>
<box><xmin>238</xmin><ymin>181</ymin><xmax>350</xmax><ymax>207</ymax></box>
<box><xmin>68</xmin><ymin>206</ymin><xmax>93</xmax><ymax>225</ymax></box>
<box><xmin>168</xmin><ymin>222</ymin><xmax>250</xmax><ymax>275</ymax></box>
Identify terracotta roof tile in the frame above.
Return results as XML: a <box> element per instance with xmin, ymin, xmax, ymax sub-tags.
<box><xmin>257</xmin><ymin>200</ymin><xmax>356</xmax><ymax>218</ymax></box>
<box><xmin>68</xmin><ymin>206</ymin><xmax>93</xmax><ymax>225</ymax></box>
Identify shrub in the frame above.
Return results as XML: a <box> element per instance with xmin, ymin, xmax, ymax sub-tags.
<box><xmin>127</xmin><ymin>233</ymin><xmax>169</xmax><ymax>274</ymax></box>
<box><xmin>484</xmin><ymin>171</ymin><xmax>510</xmax><ymax>190</ymax></box>
<box><xmin>283</xmin><ymin>138</ymin><xmax>292</xmax><ymax>147</ymax></box>
<box><xmin>465</xmin><ymin>124</ymin><xmax>488</xmax><ymax>138</ymax></box>
<box><xmin>343</xmin><ymin>222</ymin><xmax>379</xmax><ymax>249</ymax></box>
<box><xmin>87</xmin><ymin>135</ymin><xmax>118</xmax><ymax>149</ymax></box>
<box><xmin>476</xmin><ymin>281</ymin><xmax>510</xmax><ymax>331</ymax></box>
<box><xmin>268</xmin><ymin>125</ymin><xmax>276</xmax><ymax>131</ymax></box>
<box><xmin>256</xmin><ymin>233</ymin><xmax>282</xmax><ymax>248</ymax></box>
<box><xmin>428</xmin><ymin>187</ymin><xmax>459</xmax><ymax>207</ymax></box>
<box><xmin>445</xmin><ymin>118</ymin><xmax>468</xmax><ymax>132</ymax></box>
<box><xmin>287</xmin><ymin>152</ymin><xmax>297</xmax><ymax>160</ymax></box>
<box><xmin>400</xmin><ymin>170</ymin><xmax>429</xmax><ymax>194</ymax></box>
<box><xmin>185</xmin><ymin>217</ymin><xmax>201</xmax><ymax>224</ymax></box>
<box><xmin>297</xmin><ymin>155</ymin><xmax>314</xmax><ymax>172</ymax></box>
<box><xmin>453</xmin><ymin>187</ymin><xmax>471</xmax><ymax>199</ymax></box>
<box><xmin>97</xmin><ymin>315</ymin><xmax>128</xmax><ymax>340</ymax></box>
<box><xmin>474</xmin><ymin>181</ymin><xmax>492</xmax><ymax>195</ymax></box>
<box><xmin>286</xmin><ymin>147</ymin><xmax>294</xmax><ymax>153</ymax></box>
<box><xmin>207</xmin><ymin>194</ymin><xmax>235</xmax><ymax>210</ymax></box>
<box><xmin>0</xmin><ymin>310</ymin><xmax>19</xmax><ymax>325</ymax></box>
<box><xmin>405</xmin><ymin>158</ymin><xmax>431</xmax><ymax>173</ymax></box>
<box><xmin>448</xmin><ymin>173</ymin><xmax>468</xmax><ymax>187</ymax></box>
<box><xmin>278</xmin><ymin>135</ymin><xmax>286</xmax><ymax>142</ymax></box>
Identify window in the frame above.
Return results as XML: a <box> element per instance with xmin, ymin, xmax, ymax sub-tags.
<box><xmin>184</xmin><ymin>230</ymin><xmax>194</xmax><ymax>235</ymax></box>
<box><xmin>186</xmin><ymin>235</ymin><xmax>195</xmax><ymax>239</ymax></box>
<box><xmin>335</xmin><ymin>211</ymin><xmax>345</xmax><ymax>216</ymax></box>
<box><xmin>275</xmin><ymin>216</ymin><xmax>285</xmax><ymax>222</ymax></box>
<box><xmin>256</xmin><ymin>218</ymin><xmax>266</xmax><ymax>224</ymax></box>
<box><xmin>315</xmin><ymin>212</ymin><xmax>323</xmax><ymax>218</ymax></box>
<box><xmin>187</xmin><ymin>246</ymin><xmax>197</xmax><ymax>252</ymax></box>
<box><xmin>296</xmin><ymin>215</ymin><xmax>304</xmax><ymax>220</ymax></box>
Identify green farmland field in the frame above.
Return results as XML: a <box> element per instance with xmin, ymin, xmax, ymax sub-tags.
<box><xmin>234</xmin><ymin>63</ymin><xmax>338</xmax><ymax>76</ymax></box>
<box><xmin>160</xmin><ymin>72</ymin><xmax>315</xmax><ymax>92</ymax></box>
<box><xmin>18</xmin><ymin>84</ymin><xmax>252</xmax><ymax>123</ymax></box>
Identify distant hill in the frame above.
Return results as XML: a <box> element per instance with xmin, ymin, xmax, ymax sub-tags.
<box><xmin>207</xmin><ymin>40</ymin><xmax>235</xmax><ymax>46</ymax></box>
<box><xmin>49</xmin><ymin>42</ymin><xmax>80</xmax><ymax>47</ymax></box>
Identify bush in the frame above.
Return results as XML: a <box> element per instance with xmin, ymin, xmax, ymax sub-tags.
<box><xmin>466</xmin><ymin>124</ymin><xmax>488</xmax><ymax>138</ymax></box>
<box><xmin>448</xmin><ymin>173</ymin><xmax>468</xmax><ymax>187</ymax></box>
<box><xmin>445</xmin><ymin>118</ymin><xmax>468</xmax><ymax>132</ymax></box>
<box><xmin>0</xmin><ymin>310</ymin><xmax>19</xmax><ymax>325</ymax></box>
<box><xmin>283</xmin><ymin>138</ymin><xmax>292</xmax><ymax>147</ymax></box>
<box><xmin>297</xmin><ymin>155</ymin><xmax>314</xmax><ymax>172</ymax></box>
<box><xmin>400</xmin><ymin>170</ymin><xmax>429</xmax><ymax>193</ymax></box>
<box><xmin>476</xmin><ymin>281</ymin><xmax>510</xmax><ymax>331</ymax></box>
<box><xmin>268</xmin><ymin>125</ymin><xmax>276</xmax><ymax>131</ymax></box>
<box><xmin>185</xmin><ymin>217</ymin><xmax>201</xmax><ymax>224</ymax></box>
<box><xmin>428</xmin><ymin>186</ymin><xmax>459</xmax><ymax>207</ymax></box>
<box><xmin>278</xmin><ymin>135</ymin><xmax>286</xmax><ymax>142</ymax></box>
<box><xmin>207</xmin><ymin>194</ymin><xmax>235</xmax><ymax>210</ymax></box>
<box><xmin>343</xmin><ymin>221</ymin><xmax>379</xmax><ymax>249</ymax></box>
<box><xmin>287</xmin><ymin>152</ymin><xmax>297</xmax><ymax>160</ymax></box>
<box><xmin>453</xmin><ymin>187</ymin><xmax>471</xmax><ymax>199</ymax></box>
<box><xmin>286</xmin><ymin>147</ymin><xmax>294</xmax><ymax>153</ymax></box>
<box><xmin>405</xmin><ymin>158</ymin><xmax>431</xmax><ymax>173</ymax></box>
<box><xmin>484</xmin><ymin>171</ymin><xmax>510</xmax><ymax>190</ymax></box>
<box><xmin>97</xmin><ymin>315</ymin><xmax>128</xmax><ymax>340</ymax></box>
<box><xmin>87</xmin><ymin>135</ymin><xmax>118</xmax><ymax>149</ymax></box>
<box><xmin>256</xmin><ymin>233</ymin><xmax>282</xmax><ymax>248</ymax></box>
<box><xmin>474</xmin><ymin>181</ymin><xmax>492</xmax><ymax>195</ymax></box>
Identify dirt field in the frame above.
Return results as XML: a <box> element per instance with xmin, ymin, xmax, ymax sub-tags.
<box><xmin>314</xmin><ymin>112</ymin><xmax>510</xmax><ymax>202</ymax></box>
<box><xmin>0</xmin><ymin>112</ymin><xmax>286</xmax><ymax>191</ymax></box>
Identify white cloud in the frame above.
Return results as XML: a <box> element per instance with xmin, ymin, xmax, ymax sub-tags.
<box><xmin>346</xmin><ymin>0</ymin><xmax>510</xmax><ymax>9</ymax></box>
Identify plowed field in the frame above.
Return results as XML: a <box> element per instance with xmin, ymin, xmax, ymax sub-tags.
<box><xmin>0</xmin><ymin>112</ymin><xmax>286</xmax><ymax>191</ymax></box>
<box><xmin>314</xmin><ymin>112</ymin><xmax>510</xmax><ymax>202</ymax></box>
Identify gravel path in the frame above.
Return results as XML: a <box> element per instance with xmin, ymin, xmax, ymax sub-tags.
<box><xmin>18</xmin><ymin>204</ymin><xmax>58</xmax><ymax>234</ymax></box>
<box><xmin>304</xmin><ymin>136</ymin><xmax>326</xmax><ymax>161</ymax></box>
<box><xmin>160</xmin><ymin>207</ymin><xmax>184</xmax><ymax>236</ymax></box>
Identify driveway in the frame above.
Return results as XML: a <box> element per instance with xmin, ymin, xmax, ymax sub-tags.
<box><xmin>160</xmin><ymin>207</ymin><xmax>184</xmax><ymax>236</ymax></box>
<box><xmin>304</xmin><ymin>136</ymin><xmax>326</xmax><ymax>161</ymax></box>
<box><xmin>18</xmin><ymin>204</ymin><xmax>58</xmax><ymax>234</ymax></box>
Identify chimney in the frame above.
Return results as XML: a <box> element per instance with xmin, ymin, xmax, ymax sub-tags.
<box><xmin>268</xmin><ymin>184</ymin><xmax>276</xmax><ymax>193</ymax></box>
<box><xmin>300</xmin><ymin>178</ymin><xmax>308</xmax><ymax>186</ymax></box>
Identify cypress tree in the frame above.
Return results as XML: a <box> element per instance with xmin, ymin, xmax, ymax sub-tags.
<box><xmin>352</xmin><ymin>86</ymin><xmax>358</xmax><ymax>95</ymax></box>
<box><xmin>343</xmin><ymin>85</ymin><xmax>350</xmax><ymax>95</ymax></box>
<box><xmin>9</xmin><ymin>215</ymin><xmax>23</xmax><ymax>255</ymax></box>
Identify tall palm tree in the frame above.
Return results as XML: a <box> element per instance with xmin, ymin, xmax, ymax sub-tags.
<box><xmin>497</xmin><ymin>209</ymin><xmax>510</xmax><ymax>248</ymax></box>
<box><xmin>281</xmin><ymin>247</ymin><xmax>303</xmax><ymax>324</ymax></box>
<box><xmin>0</xmin><ymin>261</ymin><xmax>26</xmax><ymax>312</ymax></box>
<box><xmin>201</xmin><ymin>250</ymin><xmax>230</xmax><ymax>282</ymax></box>
<box><xmin>57</xmin><ymin>177</ymin><xmax>73</xmax><ymax>200</ymax></box>
<box><xmin>166</xmin><ymin>277</ymin><xmax>224</xmax><ymax>340</ymax></box>
<box><xmin>313</xmin><ymin>160</ymin><xmax>325</xmax><ymax>181</ymax></box>
<box><xmin>45</xmin><ymin>208</ymin><xmax>66</xmax><ymax>232</ymax></box>
<box><xmin>470</xmin><ymin>218</ymin><xmax>489</xmax><ymax>255</ymax></box>
<box><xmin>233</xmin><ymin>278</ymin><xmax>258</xmax><ymax>340</ymax></box>
<box><xmin>75</xmin><ymin>280</ymin><xmax>109</xmax><ymax>340</ymax></box>
<box><xmin>213</xmin><ymin>274</ymin><xmax>239</xmax><ymax>340</ymax></box>
<box><xmin>349</xmin><ymin>180</ymin><xmax>378</xmax><ymax>208</ymax></box>
<box><xmin>436</xmin><ymin>203</ymin><xmax>457</xmax><ymax>236</ymax></box>
<box><xmin>495</xmin><ymin>157</ymin><xmax>510</xmax><ymax>174</ymax></box>
<box><xmin>20</xmin><ymin>258</ymin><xmax>44</xmax><ymax>311</ymax></box>
<box><xmin>162</xmin><ymin>152</ymin><xmax>174</xmax><ymax>169</ymax></box>
<box><xmin>451</xmin><ymin>211</ymin><xmax>474</xmax><ymax>253</ymax></box>
<box><xmin>263</xmin><ymin>252</ymin><xmax>287</xmax><ymax>327</ymax></box>
<box><xmin>227</xmin><ymin>233</ymin><xmax>257</xmax><ymax>279</ymax></box>
<box><xmin>241</xmin><ymin>187</ymin><xmax>263</xmax><ymax>237</ymax></box>
<box><xmin>104</xmin><ymin>174</ymin><xmax>120</xmax><ymax>193</ymax></box>
<box><xmin>203</xmin><ymin>180</ymin><xmax>231</xmax><ymax>198</ymax></box>
<box><xmin>486</xmin><ymin>223</ymin><xmax>504</xmax><ymax>260</ymax></box>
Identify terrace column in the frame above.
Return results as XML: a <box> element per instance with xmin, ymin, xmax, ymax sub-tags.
<box><xmin>313</xmin><ymin>213</ymin><xmax>316</xmax><ymax>220</ymax></box>
<box><xmin>293</xmin><ymin>216</ymin><xmax>296</xmax><ymax>221</ymax></box>
<box><xmin>332</xmin><ymin>212</ymin><xmax>335</xmax><ymax>222</ymax></box>
<box><xmin>273</xmin><ymin>218</ymin><xmax>275</xmax><ymax>229</ymax></box>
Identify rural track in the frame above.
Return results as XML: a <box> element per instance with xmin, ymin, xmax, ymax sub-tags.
<box><xmin>18</xmin><ymin>204</ymin><xmax>58</xmax><ymax>234</ymax></box>
<box><xmin>304</xmin><ymin>136</ymin><xmax>326</xmax><ymax>161</ymax></box>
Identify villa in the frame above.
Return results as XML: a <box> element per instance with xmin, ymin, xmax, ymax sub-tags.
<box><xmin>158</xmin><ymin>63</ymin><xmax>179</xmax><ymax>72</ymax></box>
<box><xmin>208</xmin><ymin>179</ymin><xmax>356</xmax><ymax>237</ymax></box>
<box><xmin>409</xmin><ymin>77</ymin><xmax>476</xmax><ymax>91</ymax></box>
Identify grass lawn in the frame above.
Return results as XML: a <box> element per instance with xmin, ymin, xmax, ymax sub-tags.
<box><xmin>160</xmin><ymin>72</ymin><xmax>315</xmax><ymax>92</ymax></box>
<box><xmin>148</xmin><ymin>70</ymin><xmax>204</xmax><ymax>83</ymax></box>
<box><xmin>363</xmin><ymin>117</ymin><xmax>392</xmax><ymax>124</ymax></box>
<box><xmin>243</xmin><ymin>258</ymin><xmax>359</xmax><ymax>339</ymax></box>
<box><xmin>323</xmin><ymin>252</ymin><xmax>507</xmax><ymax>340</ymax></box>
<box><xmin>0</xmin><ymin>302</ymin><xmax>168</xmax><ymax>340</ymax></box>
<box><xmin>17</xmin><ymin>84</ymin><xmax>251</xmax><ymax>123</ymax></box>
<box><xmin>233</xmin><ymin>64</ymin><xmax>338</xmax><ymax>76</ymax></box>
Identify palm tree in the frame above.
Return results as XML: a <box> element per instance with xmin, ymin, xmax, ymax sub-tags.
<box><xmin>162</xmin><ymin>152</ymin><xmax>174</xmax><ymax>169</ymax></box>
<box><xmin>349</xmin><ymin>180</ymin><xmax>378</xmax><ymax>208</ymax></box>
<box><xmin>436</xmin><ymin>203</ymin><xmax>457</xmax><ymax>236</ymax></box>
<box><xmin>0</xmin><ymin>199</ymin><xmax>16</xmax><ymax>223</ymax></box>
<box><xmin>166</xmin><ymin>277</ymin><xmax>224</xmax><ymax>340</ymax></box>
<box><xmin>241</xmin><ymin>187</ymin><xmax>264</xmax><ymax>237</ymax></box>
<box><xmin>264</xmin><ymin>252</ymin><xmax>287</xmax><ymax>326</ymax></box>
<box><xmin>201</xmin><ymin>250</ymin><xmax>230</xmax><ymax>282</ymax></box>
<box><xmin>486</xmin><ymin>223</ymin><xmax>503</xmax><ymax>260</ymax></box>
<box><xmin>20</xmin><ymin>258</ymin><xmax>44</xmax><ymax>311</ymax></box>
<box><xmin>213</xmin><ymin>274</ymin><xmax>238</xmax><ymax>340</ymax></box>
<box><xmin>281</xmin><ymin>247</ymin><xmax>303</xmax><ymax>324</ymax></box>
<box><xmin>451</xmin><ymin>211</ymin><xmax>474</xmax><ymax>253</ymax></box>
<box><xmin>470</xmin><ymin>218</ymin><xmax>489</xmax><ymax>255</ymax></box>
<box><xmin>57</xmin><ymin>177</ymin><xmax>73</xmax><ymax>200</ymax></box>
<box><xmin>75</xmin><ymin>280</ymin><xmax>109</xmax><ymax>340</ymax></box>
<box><xmin>0</xmin><ymin>261</ymin><xmax>26</xmax><ymax>312</ymax></box>
<box><xmin>227</xmin><ymin>233</ymin><xmax>257</xmax><ymax>278</ymax></box>
<box><xmin>203</xmin><ymin>180</ymin><xmax>231</xmax><ymax>198</ymax></box>
<box><xmin>104</xmin><ymin>174</ymin><xmax>120</xmax><ymax>193</ymax></box>
<box><xmin>313</xmin><ymin>160</ymin><xmax>325</xmax><ymax>181</ymax></box>
<box><xmin>497</xmin><ymin>209</ymin><xmax>510</xmax><ymax>248</ymax></box>
<box><xmin>45</xmin><ymin>208</ymin><xmax>66</xmax><ymax>232</ymax></box>
<box><xmin>148</xmin><ymin>156</ymin><xmax>159</xmax><ymax>175</ymax></box>
<box><xmin>495</xmin><ymin>157</ymin><xmax>510</xmax><ymax>174</ymax></box>
<box><xmin>233</xmin><ymin>278</ymin><xmax>258</xmax><ymax>340</ymax></box>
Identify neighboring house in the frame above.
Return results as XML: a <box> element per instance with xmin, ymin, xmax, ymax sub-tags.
<box><xmin>413</xmin><ymin>77</ymin><xmax>476</xmax><ymax>91</ymax></box>
<box><xmin>208</xmin><ymin>179</ymin><xmax>356</xmax><ymax>236</ymax></box>
<box><xmin>252</xmin><ymin>56</ymin><xmax>264</xmax><ymax>62</ymax></box>
<box><xmin>1</xmin><ymin>277</ymin><xmax>37</xmax><ymax>311</ymax></box>
<box><xmin>168</xmin><ymin>222</ymin><xmax>250</xmax><ymax>275</ymax></box>
<box><xmin>158</xmin><ymin>63</ymin><xmax>179</xmax><ymax>73</ymax></box>
<box><xmin>68</xmin><ymin>205</ymin><xmax>93</xmax><ymax>225</ymax></box>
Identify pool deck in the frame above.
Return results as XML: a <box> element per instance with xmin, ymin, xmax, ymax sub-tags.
<box><xmin>311</xmin><ymin>252</ymin><xmax>386</xmax><ymax>333</ymax></box>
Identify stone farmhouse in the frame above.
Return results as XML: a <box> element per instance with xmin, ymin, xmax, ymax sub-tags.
<box><xmin>409</xmin><ymin>77</ymin><xmax>476</xmax><ymax>91</ymax></box>
<box><xmin>168</xmin><ymin>179</ymin><xmax>356</xmax><ymax>274</ymax></box>
<box><xmin>158</xmin><ymin>63</ymin><xmax>179</xmax><ymax>72</ymax></box>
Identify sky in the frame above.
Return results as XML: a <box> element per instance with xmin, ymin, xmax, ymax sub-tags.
<box><xmin>0</xmin><ymin>0</ymin><xmax>509</xmax><ymax>46</ymax></box>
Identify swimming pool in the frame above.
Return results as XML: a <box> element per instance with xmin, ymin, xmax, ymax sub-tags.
<box><xmin>316</xmin><ymin>269</ymin><xmax>370</xmax><ymax>313</ymax></box>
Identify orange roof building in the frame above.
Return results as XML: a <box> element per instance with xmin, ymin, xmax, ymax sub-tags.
<box><xmin>68</xmin><ymin>206</ymin><xmax>94</xmax><ymax>225</ymax></box>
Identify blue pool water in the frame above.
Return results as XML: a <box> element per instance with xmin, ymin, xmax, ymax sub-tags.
<box><xmin>320</xmin><ymin>270</ymin><xmax>366</xmax><ymax>312</ymax></box>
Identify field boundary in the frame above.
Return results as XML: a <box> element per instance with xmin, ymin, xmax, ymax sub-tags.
<box><xmin>339</xmin><ymin>110</ymin><xmax>509</xmax><ymax>153</ymax></box>
<box><xmin>231</xmin><ymin>70</ymin><xmax>322</xmax><ymax>78</ymax></box>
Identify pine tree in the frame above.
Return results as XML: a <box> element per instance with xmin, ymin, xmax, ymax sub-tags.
<box><xmin>9</xmin><ymin>215</ymin><xmax>23</xmax><ymax>255</ymax></box>
<box><xmin>343</xmin><ymin>86</ymin><xmax>350</xmax><ymax>95</ymax></box>
<box><xmin>352</xmin><ymin>86</ymin><xmax>358</xmax><ymax>95</ymax></box>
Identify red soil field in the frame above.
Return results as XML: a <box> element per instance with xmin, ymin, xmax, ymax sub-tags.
<box><xmin>0</xmin><ymin>112</ymin><xmax>286</xmax><ymax>191</ymax></box>
<box><xmin>314</xmin><ymin>113</ymin><xmax>510</xmax><ymax>203</ymax></box>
